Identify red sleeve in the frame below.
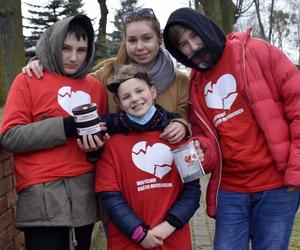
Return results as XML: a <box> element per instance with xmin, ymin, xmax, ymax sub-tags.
<box><xmin>1</xmin><ymin>74</ymin><xmax>33</xmax><ymax>133</ymax></box>
<box><xmin>95</xmin><ymin>141</ymin><xmax>120</xmax><ymax>192</ymax></box>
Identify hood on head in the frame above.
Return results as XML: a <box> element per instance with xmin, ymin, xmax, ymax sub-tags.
<box><xmin>35</xmin><ymin>15</ymin><xmax>94</xmax><ymax>79</ymax></box>
<box><xmin>163</xmin><ymin>7</ymin><xmax>226</xmax><ymax>71</ymax></box>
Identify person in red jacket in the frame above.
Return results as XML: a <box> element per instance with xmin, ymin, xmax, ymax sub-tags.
<box><xmin>0</xmin><ymin>15</ymin><xmax>107</xmax><ymax>250</ymax></box>
<box><xmin>163</xmin><ymin>7</ymin><xmax>300</xmax><ymax>250</ymax></box>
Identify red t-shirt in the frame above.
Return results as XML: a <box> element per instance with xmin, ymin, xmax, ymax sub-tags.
<box><xmin>1</xmin><ymin>71</ymin><xmax>108</xmax><ymax>191</ymax></box>
<box><xmin>96</xmin><ymin>131</ymin><xmax>192</xmax><ymax>250</ymax></box>
<box><xmin>196</xmin><ymin>42</ymin><xmax>283</xmax><ymax>192</ymax></box>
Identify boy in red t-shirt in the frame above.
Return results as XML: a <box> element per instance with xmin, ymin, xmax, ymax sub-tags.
<box><xmin>0</xmin><ymin>15</ymin><xmax>107</xmax><ymax>250</ymax></box>
<box><xmin>95</xmin><ymin>64</ymin><xmax>202</xmax><ymax>249</ymax></box>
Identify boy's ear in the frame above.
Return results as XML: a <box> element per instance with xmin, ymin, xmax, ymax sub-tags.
<box><xmin>159</xmin><ymin>33</ymin><xmax>163</xmax><ymax>45</ymax></box>
<box><xmin>113</xmin><ymin>94</ymin><xmax>120</xmax><ymax>105</ymax></box>
<box><xmin>114</xmin><ymin>94</ymin><xmax>126</xmax><ymax>111</ymax></box>
<box><xmin>151</xmin><ymin>86</ymin><xmax>157</xmax><ymax>99</ymax></box>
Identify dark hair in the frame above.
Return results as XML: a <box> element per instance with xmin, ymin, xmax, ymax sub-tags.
<box><xmin>166</xmin><ymin>23</ymin><xmax>187</xmax><ymax>48</ymax></box>
<box><xmin>68</xmin><ymin>19</ymin><xmax>88</xmax><ymax>41</ymax></box>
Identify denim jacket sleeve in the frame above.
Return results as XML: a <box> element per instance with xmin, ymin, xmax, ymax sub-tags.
<box><xmin>99</xmin><ymin>191</ymin><xmax>143</xmax><ymax>238</ymax></box>
<box><xmin>165</xmin><ymin>179</ymin><xmax>201</xmax><ymax>228</ymax></box>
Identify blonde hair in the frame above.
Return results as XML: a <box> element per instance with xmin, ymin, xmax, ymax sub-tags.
<box><xmin>93</xmin><ymin>11</ymin><xmax>161</xmax><ymax>85</ymax></box>
<box><xmin>117</xmin><ymin>13</ymin><xmax>161</xmax><ymax>65</ymax></box>
<box><xmin>112</xmin><ymin>64</ymin><xmax>151</xmax><ymax>85</ymax></box>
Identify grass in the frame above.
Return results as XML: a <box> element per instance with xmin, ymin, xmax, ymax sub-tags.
<box><xmin>290</xmin><ymin>210</ymin><xmax>300</xmax><ymax>250</ymax></box>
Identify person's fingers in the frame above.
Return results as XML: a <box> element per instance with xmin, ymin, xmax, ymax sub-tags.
<box><xmin>77</xmin><ymin>136</ymin><xmax>92</xmax><ymax>152</ymax></box>
<box><xmin>168</xmin><ymin>130</ymin><xmax>185</xmax><ymax>144</ymax></box>
<box><xmin>154</xmin><ymin>236</ymin><xmax>164</xmax><ymax>246</ymax></box>
<box><xmin>77</xmin><ymin>138</ymin><xmax>84</xmax><ymax>150</ymax></box>
<box><xmin>193</xmin><ymin>139</ymin><xmax>205</xmax><ymax>162</ymax></box>
<box><xmin>104</xmin><ymin>133</ymin><xmax>110</xmax><ymax>140</ymax></box>
<box><xmin>81</xmin><ymin>135</ymin><xmax>90</xmax><ymax>149</ymax></box>
<box><xmin>93</xmin><ymin>135</ymin><xmax>103</xmax><ymax>147</ymax></box>
<box><xmin>194</xmin><ymin>139</ymin><xmax>200</xmax><ymax>147</ymax></box>
<box><xmin>86</xmin><ymin>134</ymin><xmax>99</xmax><ymax>150</ymax></box>
<box><xmin>32</xmin><ymin>64</ymin><xmax>43</xmax><ymax>78</ymax></box>
<box><xmin>160</xmin><ymin>128</ymin><xmax>178</xmax><ymax>140</ymax></box>
<box><xmin>99</xmin><ymin>122</ymin><xmax>107</xmax><ymax>131</ymax></box>
<box><xmin>22</xmin><ymin>66</ymin><xmax>33</xmax><ymax>77</ymax></box>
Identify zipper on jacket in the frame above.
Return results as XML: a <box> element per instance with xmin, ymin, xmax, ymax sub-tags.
<box><xmin>239</xmin><ymin>35</ymin><xmax>253</xmax><ymax>107</ymax></box>
<box><xmin>189</xmin><ymin>101</ymin><xmax>223</xmax><ymax>215</ymax></box>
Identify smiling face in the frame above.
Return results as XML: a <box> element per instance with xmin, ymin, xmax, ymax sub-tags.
<box><xmin>124</xmin><ymin>20</ymin><xmax>161</xmax><ymax>67</ymax></box>
<box><xmin>117</xmin><ymin>77</ymin><xmax>157</xmax><ymax>118</ymax></box>
<box><xmin>177</xmin><ymin>28</ymin><xmax>208</xmax><ymax>65</ymax></box>
<box><xmin>61</xmin><ymin>32</ymin><xmax>88</xmax><ymax>75</ymax></box>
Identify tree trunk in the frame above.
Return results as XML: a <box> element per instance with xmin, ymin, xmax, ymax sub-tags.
<box><xmin>253</xmin><ymin>0</ymin><xmax>267</xmax><ymax>40</ymax></box>
<box><xmin>267</xmin><ymin>0</ymin><xmax>275</xmax><ymax>41</ymax></box>
<box><xmin>0</xmin><ymin>0</ymin><xmax>25</xmax><ymax>106</ymax></box>
<box><xmin>95</xmin><ymin>0</ymin><xmax>108</xmax><ymax>63</ymax></box>
<box><xmin>201</xmin><ymin>0</ymin><xmax>236</xmax><ymax>34</ymax></box>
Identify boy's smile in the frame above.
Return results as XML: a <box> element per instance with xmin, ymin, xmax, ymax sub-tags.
<box><xmin>117</xmin><ymin>78</ymin><xmax>157</xmax><ymax>118</ymax></box>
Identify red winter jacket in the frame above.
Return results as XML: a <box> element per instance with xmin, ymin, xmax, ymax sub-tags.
<box><xmin>189</xmin><ymin>29</ymin><xmax>300</xmax><ymax>218</ymax></box>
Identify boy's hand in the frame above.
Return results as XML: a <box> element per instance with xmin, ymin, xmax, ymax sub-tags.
<box><xmin>140</xmin><ymin>229</ymin><xmax>163</xmax><ymax>248</ymax></box>
<box><xmin>194</xmin><ymin>139</ymin><xmax>205</xmax><ymax>163</ymax></box>
<box><xmin>77</xmin><ymin>133</ymin><xmax>109</xmax><ymax>152</ymax></box>
<box><xmin>152</xmin><ymin>221</ymin><xmax>176</xmax><ymax>240</ymax></box>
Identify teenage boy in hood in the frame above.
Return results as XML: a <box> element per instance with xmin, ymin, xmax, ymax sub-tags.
<box><xmin>0</xmin><ymin>15</ymin><xmax>107</xmax><ymax>250</ymax></box>
<box><xmin>163</xmin><ymin>7</ymin><xmax>300</xmax><ymax>250</ymax></box>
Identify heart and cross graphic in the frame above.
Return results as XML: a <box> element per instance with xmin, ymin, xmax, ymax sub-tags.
<box><xmin>204</xmin><ymin>74</ymin><xmax>238</xmax><ymax>110</ymax></box>
<box><xmin>131</xmin><ymin>141</ymin><xmax>173</xmax><ymax>179</ymax></box>
<box><xmin>57</xmin><ymin>86</ymin><xmax>91</xmax><ymax>115</ymax></box>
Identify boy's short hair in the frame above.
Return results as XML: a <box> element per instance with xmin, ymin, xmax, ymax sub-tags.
<box><xmin>68</xmin><ymin>17</ymin><xmax>89</xmax><ymax>41</ymax></box>
<box><xmin>107</xmin><ymin>64</ymin><xmax>153</xmax><ymax>93</ymax></box>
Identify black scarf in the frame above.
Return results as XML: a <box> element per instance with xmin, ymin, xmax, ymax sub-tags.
<box><xmin>102</xmin><ymin>105</ymin><xmax>181</xmax><ymax>135</ymax></box>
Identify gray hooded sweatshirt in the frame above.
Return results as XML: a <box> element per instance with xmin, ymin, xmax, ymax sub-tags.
<box><xmin>1</xmin><ymin>15</ymin><xmax>95</xmax><ymax>152</ymax></box>
<box><xmin>0</xmin><ymin>15</ymin><xmax>99</xmax><ymax>233</ymax></box>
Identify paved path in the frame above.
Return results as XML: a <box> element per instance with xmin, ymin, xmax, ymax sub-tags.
<box><xmin>91</xmin><ymin>175</ymin><xmax>215</xmax><ymax>250</ymax></box>
<box><xmin>190</xmin><ymin>175</ymin><xmax>214</xmax><ymax>250</ymax></box>
<box><xmin>190</xmin><ymin>175</ymin><xmax>300</xmax><ymax>250</ymax></box>
<box><xmin>92</xmin><ymin>174</ymin><xmax>300</xmax><ymax>250</ymax></box>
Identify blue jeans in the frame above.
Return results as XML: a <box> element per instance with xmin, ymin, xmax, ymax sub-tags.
<box><xmin>214</xmin><ymin>187</ymin><xmax>300</xmax><ymax>250</ymax></box>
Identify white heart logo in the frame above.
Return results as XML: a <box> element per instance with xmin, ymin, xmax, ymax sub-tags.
<box><xmin>57</xmin><ymin>86</ymin><xmax>91</xmax><ymax>115</ymax></box>
<box><xmin>204</xmin><ymin>74</ymin><xmax>237</xmax><ymax>110</ymax></box>
<box><xmin>131</xmin><ymin>141</ymin><xmax>173</xmax><ymax>179</ymax></box>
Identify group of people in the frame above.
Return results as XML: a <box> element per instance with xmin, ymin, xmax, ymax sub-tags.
<box><xmin>0</xmin><ymin>5</ymin><xmax>299</xmax><ymax>250</ymax></box>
